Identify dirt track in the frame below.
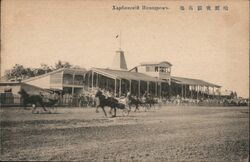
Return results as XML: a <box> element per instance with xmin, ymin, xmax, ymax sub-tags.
<box><xmin>0</xmin><ymin>106</ymin><xmax>249</xmax><ymax>161</ymax></box>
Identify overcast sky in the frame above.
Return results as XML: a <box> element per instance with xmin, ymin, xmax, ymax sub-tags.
<box><xmin>1</xmin><ymin>0</ymin><xmax>249</xmax><ymax>97</ymax></box>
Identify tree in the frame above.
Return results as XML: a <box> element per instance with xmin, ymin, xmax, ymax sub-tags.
<box><xmin>40</xmin><ymin>63</ymin><xmax>53</xmax><ymax>73</ymax></box>
<box><xmin>5</xmin><ymin>64</ymin><xmax>47</xmax><ymax>80</ymax></box>
<box><xmin>4</xmin><ymin>69</ymin><xmax>12</xmax><ymax>80</ymax></box>
<box><xmin>4</xmin><ymin>60</ymin><xmax>82</xmax><ymax>81</ymax></box>
<box><xmin>55</xmin><ymin>60</ymin><xmax>72</xmax><ymax>69</ymax></box>
<box><xmin>26</xmin><ymin>68</ymin><xmax>35</xmax><ymax>78</ymax></box>
<box><xmin>5</xmin><ymin>64</ymin><xmax>27</xmax><ymax>80</ymax></box>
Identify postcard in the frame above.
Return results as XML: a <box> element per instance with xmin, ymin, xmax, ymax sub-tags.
<box><xmin>0</xmin><ymin>0</ymin><xmax>249</xmax><ymax>161</ymax></box>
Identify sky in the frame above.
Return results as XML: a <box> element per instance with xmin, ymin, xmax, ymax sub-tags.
<box><xmin>1</xmin><ymin>0</ymin><xmax>249</xmax><ymax>97</ymax></box>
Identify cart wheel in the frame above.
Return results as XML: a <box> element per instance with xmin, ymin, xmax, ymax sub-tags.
<box><xmin>122</xmin><ymin>108</ymin><xmax>129</xmax><ymax>116</ymax></box>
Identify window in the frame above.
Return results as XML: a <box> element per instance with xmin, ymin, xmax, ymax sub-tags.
<box><xmin>167</xmin><ymin>68</ymin><xmax>171</xmax><ymax>73</ymax></box>
<box><xmin>155</xmin><ymin>67</ymin><xmax>158</xmax><ymax>72</ymax></box>
<box><xmin>159</xmin><ymin>67</ymin><xmax>166</xmax><ymax>72</ymax></box>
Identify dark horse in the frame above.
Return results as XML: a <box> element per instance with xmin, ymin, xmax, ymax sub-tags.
<box><xmin>95</xmin><ymin>90</ymin><xmax>128</xmax><ymax>117</ymax></box>
<box><xmin>145</xmin><ymin>96</ymin><xmax>157</xmax><ymax>108</ymax></box>
<box><xmin>18</xmin><ymin>89</ymin><xmax>58</xmax><ymax>113</ymax></box>
<box><xmin>127</xmin><ymin>96</ymin><xmax>143</xmax><ymax>112</ymax></box>
<box><xmin>128</xmin><ymin>96</ymin><xmax>157</xmax><ymax>111</ymax></box>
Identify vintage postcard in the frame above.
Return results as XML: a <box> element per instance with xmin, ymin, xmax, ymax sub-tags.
<box><xmin>0</xmin><ymin>0</ymin><xmax>249</xmax><ymax>161</ymax></box>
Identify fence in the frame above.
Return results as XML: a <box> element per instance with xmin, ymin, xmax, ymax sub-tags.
<box><xmin>0</xmin><ymin>93</ymin><xmax>96</xmax><ymax>108</ymax></box>
<box><xmin>0</xmin><ymin>93</ymin><xmax>248</xmax><ymax>107</ymax></box>
<box><xmin>0</xmin><ymin>93</ymin><xmax>22</xmax><ymax>107</ymax></box>
<box><xmin>160</xmin><ymin>98</ymin><xmax>249</xmax><ymax>107</ymax></box>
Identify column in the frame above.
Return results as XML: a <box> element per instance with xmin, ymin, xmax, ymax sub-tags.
<box><xmin>88</xmin><ymin>73</ymin><xmax>91</xmax><ymax>89</ymax></box>
<box><xmin>181</xmin><ymin>84</ymin><xmax>183</xmax><ymax>98</ymax></box>
<box><xmin>147</xmin><ymin>82</ymin><xmax>149</xmax><ymax>94</ymax></box>
<box><xmin>119</xmin><ymin>79</ymin><xmax>122</xmax><ymax>97</ymax></box>
<box><xmin>72</xmin><ymin>72</ymin><xmax>75</xmax><ymax>95</ymax></box>
<box><xmin>91</xmin><ymin>71</ymin><xmax>94</xmax><ymax>91</ymax></box>
<box><xmin>169</xmin><ymin>81</ymin><xmax>171</xmax><ymax>97</ymax></box>
<box><xmin>138</xmin><ymin>80</ymin><xmax>140</xmax><ymax>97</ymax></box>
<box><xmin>72</xmin><ymin>72</ymin><xmax>75</xmax><ymax>85</ymax></box>
<box><xmin>191</xmin><ymin>85</ymin><xmax>193</xmax><ymax>99</ymax></box>
<box><xmin>213</xmin><ymin>86</ymin><xmax>215</xmax><ymax>98</ymax></box>
<box><xmin>129</xmin><ymin>80</ymin><xmax>132</xmax><ymax>93</ymax></box>
<box><xmin>155</xmin><ymin>82</ymin><xmax>157</xmax><ymax>97</ymax></box>
<box><xmin>197</xmin><ymin>85</ymin><xmax>199</xmax><ymax>99</ymax></box>
<box><xmin>82</xmin><ymin>74</ymin><xmax>85</xmax><ymax>91</ymax></box>
<box><xmin>114</xmin><ymin>79</ymin><xmax>117</xmax><ymax>97</ymax></box>
<box><xmin>72</xmin><ymin>87</ymin><xmax>74</xmax><ymax>96</ymax></box>
<box><xmin>202</xmin><ymin>86</ymin><xmax>204</xmax><ymax>98</ymax></box>
<box><xmin>218</xmin><ymin>87</ymin><xmax>221</xmax><ymax>99</ymax></box>
<box><xmin>96</xmin><ymin>73</ymin><xmax>98</xmax><ymax>87</ymax></box>
<box><xmin>184</xmin><ymin>84</ymin><xmax>186</xmax><ymax>98</ymax></box>
<box><xmin>159</xmin><ymin>82</ymin><xmax>162</xmax><ymax>97</ymax></box>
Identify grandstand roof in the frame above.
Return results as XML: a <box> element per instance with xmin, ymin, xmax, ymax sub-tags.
<box><xmin>91</xmin><ymin>68</ymin><xmax>164</xmax><ymax>82</ymax></box>
<box><xmin>171</xmin><ymin>76</ymin><xmax>221</xmax><ymax>88</ymax></box>
<box><xmin>91</xmin><ymin>68</ymin><xmax>221</xmax><ymax>87</ymax></box>
<box><xmin>22</xmin><ymin>68</ymin><xmax>86</xmax><ymax>82</ymax></box>
<box><xmin>140</xmin><ymin>61</ymin><xmax>172</xmax><ymax>67</ymax></box>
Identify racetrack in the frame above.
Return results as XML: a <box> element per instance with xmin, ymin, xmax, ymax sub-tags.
<box><xmin>0</xmin><ymin>106</ymin><xmax>249</xmax><ymax>161</ymax></box>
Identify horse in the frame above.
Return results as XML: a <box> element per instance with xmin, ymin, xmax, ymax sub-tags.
<box><xmin>95</xmin><ymin>90</ymin><xmax>118</xmax><ymax>117</ymax></box>
<box><xmin>140</xmin><ymin>96</ymin><xmax>157</xmax><ymax>110</ymax></box>
<box><xmin>146</xmin><ymin>97</ymin><xmax>157</xmax><ymax>108</ymax></box>
<box><xmin>127</xmin><ymin>96</ymin><xmax>144</xmax><ymax>112</ymax></box>
<box><xmin>42</xmin><ymin>98</ymin><xmax>59</xmax><ymax>113</ymax></box>
<box><xmin>124</xmin><ymin>95</ymin><xmax>157</xmax><ymax>112</ymax></box>
<box><xmin>18</xmin><ymin>89</ymin><xmax>58</xmax><ymax>113</ymax></box>
<box><xmin>95</xmin><ymin>90</ymin><xmax>129</xmax><ymax>117</ymax></box>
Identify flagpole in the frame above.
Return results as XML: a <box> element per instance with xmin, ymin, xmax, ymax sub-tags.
<box><xmin>119</xmin><ymin>30</ymin><xmax>122</xmax><ymax>50</ymax></box>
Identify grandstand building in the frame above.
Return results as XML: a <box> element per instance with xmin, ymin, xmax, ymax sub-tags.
<box><xmin>0</xmin><ymin>49</ymin><xmax>221</xmax><ymax>100</ymax></box>
<box><xmin>84</xmin><ymin>50</ymin><xmax>221</xmax><ymax>98</ymax></box>
<box><xmin>22</xmin><ymin>68</ymin><xmax>87</xmax><ymax>95</ymax></box>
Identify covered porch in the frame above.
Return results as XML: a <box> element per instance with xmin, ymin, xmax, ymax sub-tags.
<box><xmin>171</xmin><ymin>76</ymin><xmax>221</xmax><ymax>99</ymax></box>
<box><xmin>85</xmin><ymin>68</ymin><xmax>166</xmax><ymax>97</ymax></box>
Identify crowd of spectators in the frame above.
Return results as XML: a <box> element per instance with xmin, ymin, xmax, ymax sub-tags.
<box><xmin>43</xmin><ymin>88</ymin><xmax>249</xmax><ymax>108</ymax></box>
<box><xmin>159</xmin><ymin>95</ymin><xmax>249</xmax><ymax>107</ymax></box>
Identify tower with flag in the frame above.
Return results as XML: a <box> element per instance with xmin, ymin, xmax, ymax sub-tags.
<box><xmin>111</xmin><ymin>32</ymin><xmax>128</xmax><ymax>70</ymax></box>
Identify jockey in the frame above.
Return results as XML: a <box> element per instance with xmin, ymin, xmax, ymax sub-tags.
<box><xmin>126</xmin><ymin>91</ymin><xmax>132</xmax><ymax>105</ymax></box>
<box><xmin>103</xmin><ymin>90</ymin><xmax>109</xmax><ymax>99</ymax></box>
<box><xmin>127</xmin><ymin>91</ymin><xmax>131</xmax><ymax>98</ymax></box>
<box><xmin>39</xmin><ymin>91</ymin><xmax>44</xmax><ymax>97</ymax></box>
<box><xmin>39</xmin><ymin>91</ymin><xmax>45</xmax><ymax>102</ymax></box>
<box><xmin>107</xmin><ymin>91</ymin><xmax>112</xmax><ymax>98</ymax></box>
<box><xmin>143</xmin><ymin>91</ymin><xmax>148</xmax><ymax>98</ymax></box>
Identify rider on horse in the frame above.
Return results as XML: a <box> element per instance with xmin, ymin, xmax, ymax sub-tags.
<box><xmin>126</xmin><ymin>91</ymin><xmax>132</xmax><ymax>104</ymax></box>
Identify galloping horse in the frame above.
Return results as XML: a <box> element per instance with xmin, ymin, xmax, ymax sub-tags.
<box><xmin>95</xmin><ymin>90</ymin><xmax>119</xmax><ymax>117</ymax></box>
<box><xmin>95</xmin><ymin>90</ymin><xmax>129</xmax><ymax>117</ymax></box>
<box><xmin>127</xmin><ymin>96</ymin><xmax>144</xmax><ymax>112</ymax></box>
<box><xmin>138</xmin><ymin>95</ymin><xmax>157</xmax><ymax>110</ymax></box>
<box><xmin>145</xmin><ymin>96</ymin><xmax>157</xmax><ymax>108</ymax></box>
<box><xmin>18</xmin><ymin>89</ymin><xmax>59</xmax><ymax>113</ymax></box>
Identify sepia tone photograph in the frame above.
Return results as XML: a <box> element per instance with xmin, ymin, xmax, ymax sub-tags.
<box><xmin>0</xmin><ymin>0</ymin><xmax>249</xmax><ymax>161</ymax></box>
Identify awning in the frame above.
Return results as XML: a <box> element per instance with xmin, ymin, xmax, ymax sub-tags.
<box><xmin>91</xmin><ymin>68</ymin><xmax>164</xmax><ymax>82</ymax></box>
<box><xmin>171</xmin><ymin>76</ymin><xmax>221</xmax><ymax>88</ymax></box>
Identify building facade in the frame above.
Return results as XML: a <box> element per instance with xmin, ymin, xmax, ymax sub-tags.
<box><xmin>22</xmin><ymin>68</ymin><xmax>87</xmax><ymax>95</ymax></box>
<box><xmin>130</xmin><ymin>61</ymin><xmax>172</xmax><ymax>81</ymax></box>
<box><xmin>0</xmin><ymin>50</ymin><xmax>221</xmax><ymax>101</ymax></box>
